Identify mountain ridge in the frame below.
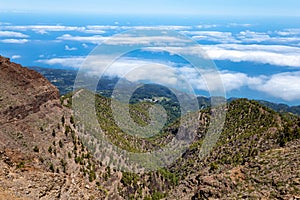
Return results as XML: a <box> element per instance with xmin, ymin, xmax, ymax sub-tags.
<box><xmin>0</xmin><ymin>56</ymin><xmax>299</xmax><ymax>199</ymax></box>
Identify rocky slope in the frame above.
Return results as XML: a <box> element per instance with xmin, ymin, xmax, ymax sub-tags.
<box><xmin>0</xmin><ymin>56</ymin><xmax>122</xmax><ymax>199</ymax></box>
<box><xmin>0</xmin><ymin>56</ymin><xmax>59</xmax><ymax>122</ymax></box>
<box><xmin>167</xmin><ymin>100</ymin><xmax>300</xmax><ymax>200</ymax></box>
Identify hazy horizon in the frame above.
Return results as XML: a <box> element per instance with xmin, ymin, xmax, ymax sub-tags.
<box><xmin>1</xmin><ymin>2</ymin><xmax>300</xmax><ymax>106</ymax></box>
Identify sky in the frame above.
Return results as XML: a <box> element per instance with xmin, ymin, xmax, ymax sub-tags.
<box><xmin>1</xmin><ymin>0</ymin><xmax>300</xmax><ymax>16</ymax></box>
<box><xmin>0</xmin><ymin>2</ymin><xmax>300</xmax><ymax>105</ymax></box>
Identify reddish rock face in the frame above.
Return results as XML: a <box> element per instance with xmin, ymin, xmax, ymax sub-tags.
<box><xmin>0</xmin><ymin>56</ymin><xmax>60</xmax><ymax>122</ymax></box>
<box><xmin>0</xmin><ymin>57</ymin><xmax>112</xmax><ymax>200</ymax></box>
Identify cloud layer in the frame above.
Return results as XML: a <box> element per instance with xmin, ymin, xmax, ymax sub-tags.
<box><xmin>37</xmin><ymin>55</ymin><xmax>300</xmax><ymax>101</ymax></box>
<box><xmin>2</xmin><ymin>23</ymin><xmax>300</xmax><ymax>102</ymax></box>
<box><xmin>0</xmin><ymin>38</ymin><xmax>29</xmax><ymax>44</ymax></box>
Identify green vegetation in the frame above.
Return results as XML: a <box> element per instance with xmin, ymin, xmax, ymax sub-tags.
<box><xmin>29</xmin><ymin>66</ymin><xmax>77</xmax><ymax>95</ymax></box>
<box><xmin>61</xmin><ymin>115</ymin><xmax>65</xmax><ymax>125</ymax></box>
<box><xmin>66</xmin><ymin>88</ymin><xmax>300</xmax><ymax>199</ymax></box>
<box><xmin>60</xmin><ymin>159</ymin><xmax>67</xmax><ymax>173</ymax></box>
<box><xmin>49</xmin><ymin>163</ymin><xmax>54</xmax><ymax>173</ymax></box>
<box><xmin>94</xmin><ymin>93</ymin><xmax>157</xmax><ymax>152</ymax></box>
<box><xmin>278</xmin><ymin>119</ymin><xmax>300</xmax><ymax>146</ymax></box>
<box><xmin>65</xmin><ymin>125</ymin><xmax>71</xmax><ymax>136</ymax></box>
<box><xmin>16</xmin><ymin>161</ymin><xmax>25</xmax><ymax>169</ymax></box>
<box><xmin>60</xmin><ymin>91</ymin><xmax>73</xmax><ymax>108</ymax></box>
<box><xmin>121</xmin><ymin>172</ymin><xmax>139</xmax><ymax>186</ymax></box>
<box><xmin>158</xmin><ymin>168</ymin><xmax>179</xmax><ymax>186</ymax></box>
<box><xmin>59</xmin><ymin>140</ymin><xmax>63</xmax><ymax>148</ymax></box>
<box><xmin>70</xmin><ymin>115</ymin><xmax>75</xmax><ymax>124</ymax></box>
<box><xmin>213</xmin><ymin>99</ymin><xmax>280</xmax><ymax>166</ymax></box>
<box><xmin>33</xmin><ymin>145</ymin><xmax>39</xmax><ymax>152</ymax></box>
<box><xmin>89</xmin><ymin>169</ymin><xmax>96</xmax><ymax>182</ymax></box>
<box><xmin>52</xmin><ymin>129</ymin><xmax>56</xmax><ymax>137</ymax></box>
<box><xmin>48</xmin><ymin>146</ymin><xmax>52</xmax><ymax>153</ymax></box>
<box><xmin>258</xmin><ymin>100</ymin><xmax>300</xmax><ymax>116</ymax></box>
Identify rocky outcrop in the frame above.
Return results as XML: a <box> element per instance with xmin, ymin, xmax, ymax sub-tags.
<box><xmin>0</xmin><ymin>56</ymin><xmax>60</xmax><ymax>123</ymax></box>
<box><xmin>0</xmin><ymin>56</ymin><xmax>117</xmax><ymax>199</ymax></box>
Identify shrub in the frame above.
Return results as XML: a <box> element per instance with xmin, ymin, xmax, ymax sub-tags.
<box><xmin>70</xmin><ymin>115</ymin><xmax>75</xmax><ymax>124</ymax></box>
<box><xmin>61</xmin><ymin>115</ymin><xmax>65</xmax><ymax>125</ymax></box>
<box><xmin>33</xmin><ymin>146</ymin><xmax>39</xmax><ymax>153</ymax></box>
<box><xmin>52</xmin><ymin>129</ymin><xmax>56</xmax><ymax>137</ymax></box>
<box><xmin>89</xmin><ymin>169</ymin><xmax>96</xmax><ymax>182</ymax></box>
<box><xmin>16</xmin><ymin>161</ymin><xmax>25</xmax><ymax>169</ymax></box>
<box><xmin>49</xmin><ymin>163</ymin><xmax>54</xmax><ymax>172</ymax></box>
<box><xmin>68</xmin><ymin>151</ymin><xmax>72</xmax><ymax>158</ymax></box>
<box><xmin>61</xmin><ymin>159</ymin><xmax>67</xmax><ymax>173</ymax></box>
<box><xmin>59</xmin><ymin>140</ymin><xmax>63</xmax><ymax>148</ymax></box>
<box><xmin>48</xmin><ymin>146</ymin><xmax>52</xmax><ymax>153</ymax></box>
<box><xmin>209</xmin><ymin>162</ymin><xmax>219</xmax><ymax>172</ymax></box>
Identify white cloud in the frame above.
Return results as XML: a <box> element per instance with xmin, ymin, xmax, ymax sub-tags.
<box><xmin>190</xmin><ymin>69</ymin><xmax>300</xmax><ymax>102</ymax></box>
<box><xmin>208</xmin><ymin>44</ymin><xmax>300</xmax><ymax>54</ymax></box>
<box><xmin>36</xmin><ymin>55</ymin><xmax>300</xmax><ymax>101</ymax></box>
<box><xmin>36</xmin><ymin>57</ymin><xmax>85</xmax><ymax>68</ymax></box>
<box><xmin>179</xmin><ymin>29</ymin><xmax>300</xmax><ymax>44</ymax></box>
<box><xmin>227</xmin><ymin>23</ymin><xmax>252</xmax><ymax>28</ymax></box>
<box><xmin>276</xmin><ymin>29</ymin><xmax>300</xmax><ymax>36</ymax></box>
<box><xmin>2</xmin><ymin>24</ymin><xmax>300</xmax><ymax>47</ymax></box>
<box><xmin>1</xmin><ymin>25</ymin><xmax>85</xmax><ymax>34</ymax></box>
<box><xmin>57</xmin><ymin>34</ymin><xmax>104</xmax><ymax>44</ymax></box>
<box><xmin>253</xmin><ymin>72</ymin><xmax>300</xmax><ymax>101</ymax></box>
<box><xmin>218</xmin><ymin>72</ymin><xmax>249</xmax><ymax>91</ymax></box>
<box><xmin>0</xmin><ymin>39</ymin><xmax>29</xmax><ymax>44</ymax></box>
<box><xmin>148</xmin><ymin>44</ymin><xmax>300</xmax><ymax>68</ymax></box>
<box><xmin>202</xmin><ymin>44</ymin><xmax>300</xmax><ymax>67</ymax></box>
<box><xmin>196</xmin><ymin>24</ymin><xmax>218</xmax><ymax>29</ymax></box>
<box><xmin>237</xmin><ymin>30</ymin><xmax>271</xmax><ymax>42</ymax></box>
<box><xmin>103</xmin><ymin>35</ymin><xmax>190</xmax><ymax>45</ymax></box>
<box><xmin>181</xmin><ymin>31</ymin><xmax>238</xmax><ymax>43</ymax></box>
<box><xmin>57</xmin><ymin>33</ymin><xmax>190</xmax><ymax>46</ymax></box>
<box><xmin>11</xmin><ymin>55</ymin><xmax>21</xmax><ymax>59</ymax></box>
<box><xmin>86</xmin><ymin>25</ymin><xmax>192</xmax><ymax>31</ymax></box>
<box><xmin>236</xmin><ymin>30</ymin><xmax>300</xmax><ymax>44</ymax></box>
<box><xmin>133</xmin><ymin>25</ymin><xmax>192</xmax><ymax>30</ymax></box>
<box><xmin>176</xmin><ymin>67</ymin><xmax>252</xmax><ymax>92</ymax></box>
<box><xmin>0</xmin><ymin>22</ymin><xmax>11</xmax><ymax>25</ymax></box>
<box><xmin>86</xmin><ymin>25</ymin><xmax>120</xmax><ymax>30</ymax></box>
<box><xmin>120</xmin><ymin>64</ymin><xmax>179</xmax><ymax>86</ymax></box>
<box><xmin>65</xmin><ymin>45</ymin><xmax>77</xmax><ymax>51</ymax></box>
<box><xmin>82</xmin><ymin>43</ymin><xmax>88</xmax><ymax>48</ymax></box>
<box><xmin>83</xmin><ymin>29</ymin><xmax>106</xmax><ymax>34</ymax></box>
<box><xmin>179</xmin><ymin>67</ymin><xmax>300</xmax><ymax>101</ymax></box>
<box><xmin>1</xmin><ymin>24</ymin><xmax>192</xmax><ymax>36</ymax></box>
<box><xmin>81</xmin><ymin>56</ymin><xmax>177</xmax><ymax>80</ymax></box>
<box><xmin>0</xmin><ymin>31</ymin><xmax>29</xmax><ymax>38</ymax></box>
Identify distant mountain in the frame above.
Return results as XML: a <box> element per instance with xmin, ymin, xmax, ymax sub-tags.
<box><xmin>258</xmin><ymin>100</ymin><xmax>300</xmax><ymax>116</ymax></box>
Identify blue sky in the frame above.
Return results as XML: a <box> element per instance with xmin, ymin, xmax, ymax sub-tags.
<box><xmin>0</xmin><ymin>2</ymin><xmax>300</xmax><ymax>105</ymax></box>
<box><xmin>1</xmin><ymin>0</ymin><xmax>300</xmax><ymax>16</ymax></box>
